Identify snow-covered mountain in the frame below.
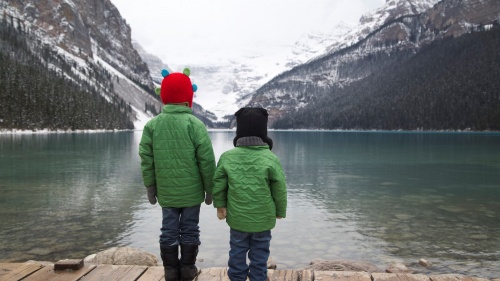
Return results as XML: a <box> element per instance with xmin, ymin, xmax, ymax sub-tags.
<box><xmin>188</xmin><ymin>22</ymin><xmax>354</xmax><ymax>121</ymax></box>
<box><xmin>326</xmin><ymin>0</ymin><xmax>441</xmax><ymax>53</ymax></box>
<box><xmin>173</xmin><ymin>0</ymin><xmax>445</xmax><ymax>122</ymax></box>
<box><xmin>4</xmin><ymin>0</ymin><xmax>498</xmax><ymax>130</ymax></box>
<box><xmin>245</xmin><ymin>0</ymin><xmax>500</xmax><ymax>124</ymax></box>
<box><xmin>132</xmin><ymin>41</ymin><xmax>170</xmax><ymax>85</ymax></box>
<box><xmin>2</xmin><ymin>0</ymin><xmax>245</xmax><ymax>130</ymax></box>
<box><xmin>132</xmin><ymin>41</ymin><xmax>221</xmax><ymax>126</ymax></box>
<box><xmin>1</xmin><ymin>0</ymin><xmax>162</xmax><ymax>130</ymax></box>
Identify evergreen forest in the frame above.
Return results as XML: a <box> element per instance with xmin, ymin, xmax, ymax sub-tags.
<box><xmin>273</xmin><ymin>26</ymin><xmax>500</xmax><ymax>131</ymax></box>
<box><xmin>0</xmin><ymin>15</ymin><xmax>134</xmax><ymax>131</ymax></box>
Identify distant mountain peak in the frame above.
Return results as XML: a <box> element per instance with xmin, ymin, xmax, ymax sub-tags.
<box><xmin>182</xmin><ymin>22</ymin><xmax>354</xmax><ymax>122</ymax></box>
<box><xmin>244</xmin><ymin>0</ymin><xmax>500</xmax><ymax>126</ymax></box>
<box><xmin>327</xmin><ymin>0</ymin><xmax>440</xmax><ymax>53</ymax></box>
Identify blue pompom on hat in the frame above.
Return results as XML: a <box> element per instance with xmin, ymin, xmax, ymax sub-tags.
<box><xmin>156</xmin><ymin>68</ymin><xmax>198</xmax><ymax>107</ymax></box>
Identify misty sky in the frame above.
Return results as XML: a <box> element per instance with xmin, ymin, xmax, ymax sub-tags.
<box><xmin>110</xmin><ymin>0</ymin><xmax>385</xmax><ymax>67</ymax></box>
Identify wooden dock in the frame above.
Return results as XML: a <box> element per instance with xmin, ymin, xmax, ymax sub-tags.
<box><xmin>0</xmin><ymin>262</ymin><xmax>495</xmax><ymax>281</ymax></box>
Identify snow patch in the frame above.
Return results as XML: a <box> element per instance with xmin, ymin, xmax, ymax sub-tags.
<box><xmin>131</xmin><ymin>105</ymin><xmax>151</xmax><ymax>130</ymax></box>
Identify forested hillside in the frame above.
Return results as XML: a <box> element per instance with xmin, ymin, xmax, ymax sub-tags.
<box><xmin>0</xmin><ymin>16</ymin><xmax>134</xmax><ymax>130</ymax></box>
<box><xmin>273</xmin><ymin>26</ymin><xmax>500</xmax><ymax>131</ymax></box>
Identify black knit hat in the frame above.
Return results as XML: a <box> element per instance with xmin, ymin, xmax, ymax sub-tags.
<box><xmin>233</xmin><ymin>107</ymin><xmax>273</xmax><ymax>150</ymax></box>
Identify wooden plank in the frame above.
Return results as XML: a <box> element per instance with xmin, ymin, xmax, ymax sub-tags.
<box><xmin>313</xmin><ymin>271</ymin><xmax>372</xmax><ymax>281</ymax></box>
<box><xmin>0</xmin><ymin>263</ymin><xmax>44</xmax><ymax>281</ymax></box>
<box><xmin>136</xmin><ymin>266</ymin><xmax>165</xmax><ymax>281</ymax></box>
<box><xmin>22</xmin><ymin>264</ymin><xmax>96</xmax><ymax>281</ymax></box>
<box><xmin>429</xmin><ymin>274</ymin><xmax>490</xmax><ymax>281</ymax></box>
<box><xmin>0</xmin><ymin>264</ymin><xmax>19</xmax><ymax>279</ymax></box>
<box><xmin>373</xmin><ymin>273</ymin><xmax>430</xmax><ymax>281</ymax></box>
<box><xmin>196</xmin><ymin>267</ymin><xmax>230</xmax><ymax>281</ymax></box>
<box><xmin>268</xmin><ymin>269</ymin><xmax>299</xmax><ymax>281</ymax></box>
<box><xmin>78</xmin><ymin>264</ymin><xmax>147</xmax><ymax>281</ymax></box>
<box><xmin>300</xmin><ymin>269</ymin><xmax>314</xmax><ymax>281</ymax></box>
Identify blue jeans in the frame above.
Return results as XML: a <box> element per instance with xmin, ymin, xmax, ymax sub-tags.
<box><xmin>159</xmin><ymin>205</ymin><xmax>201</xmax><ymax>247</ymax></box>
<box><xmin>228</xmin><ymin>228</ymin><xmax>272</xmax><ymax>281</ymax></box>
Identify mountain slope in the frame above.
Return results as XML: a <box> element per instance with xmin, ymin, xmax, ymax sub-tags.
<box><xmin>132</xmin><ymin>41</ymin><xmax>222</xmax><ymax>127</ymax></box>
<box><xmin>185</xmin><ymin>22</ymin><xmax>353</xmax><ymax>122</ymax></box>
<box><xmin>1</xmin><ymin>0</ymin><xmax>221</xmax><ymax>130</ymax></box>
<box><xmin>273</xmin><ymin>25</ymin><xmax>500</xmax><ymax>131</ymax></box>
<box><xmin>0</xmin><ymin>18</ymin><xmax>134</xmax><ymax>130</ymax></box>
<box><xmin>245</xmin><ymin>0</ymin><xmax>500</xmax><ymax>130</ymax></box>
<box><xmin>325</xmin><ymin>0</ymin><xmax>440</xmax><ymax>53</ymax></box>
<box><xmin>1</xmin><ymin>0</ymin><xmax>165</xmax><ymax>130</ymax></box>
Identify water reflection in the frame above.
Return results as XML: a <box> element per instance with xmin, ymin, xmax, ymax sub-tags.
<box><xmin>270</xmin><ymin>131</ymin><xmax>500</xmax><ymax>276</ymax></box>
<box><xmin>0</xmin><ymin>131</ymin><xmax>499</xmax><ymax>278</ymax></box>
<box><xmin>0</xmin><ymin>132</ymin><xmax>144</xmax><ymax>262</ymax></box>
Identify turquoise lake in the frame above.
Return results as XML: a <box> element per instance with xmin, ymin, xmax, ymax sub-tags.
<box><xmin>0</xmin><ymin>130</ymin><xmax>499</xmax><ymax>278</ymax></box>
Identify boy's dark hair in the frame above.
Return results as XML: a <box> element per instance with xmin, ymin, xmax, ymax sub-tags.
<box><xmin>233</xmin><ymin>107</ymin><xmax>273</xmax><ymax>150</ymax></box>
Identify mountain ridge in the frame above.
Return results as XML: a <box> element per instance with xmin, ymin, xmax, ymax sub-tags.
<box><xmin>272</xmin><ymin>25</ymin><xmax>500</xmax><ymax>131</ymax></box>
<box><xmin>1</xmin><ymin>0</ymin><xmax>219</xmax><ymax>130</ymax></box>
<box><xmin>244</xmin><ymin>0</ymin><xmax>500</xmax><ymax>130</ymax></box>
<box><xmin>2</xmin><ymin>0</ymin><xmax>499</xmax><ymax>131</ymax></box>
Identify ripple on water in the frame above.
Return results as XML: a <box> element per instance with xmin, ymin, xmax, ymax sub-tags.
<box><xmin>438</xmin><ymin>205</ymin><xmax>466</xmax><ymax>213</ymax></box>
<box><xmin>26</xmin><ymin>247</ymin><xmax>54</xmax><ymax>256</ymax></box>
<box><xmin>468</xmin><ymin>234</ymin><xmax>489</xmax><ymax>240</ymax></box>
<box><xmin>394</xmin><ymin>213</ymin><xmax>414</xmax><ymax>220</ymax></box>
<box><xmin>380</xmin><ymin>182</ymin><xmax>398</xmax><ymax>186</ymax></box>
<box><xmin>484</xmin><ymin>211</ymin><xmax>496</xmax><ymax>218</ymax></box>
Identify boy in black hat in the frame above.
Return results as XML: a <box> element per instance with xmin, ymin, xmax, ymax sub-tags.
<box><xmin>212</xmin><ymin>107</ymin><xmax>287</xmax><ymax>281</ymax></box>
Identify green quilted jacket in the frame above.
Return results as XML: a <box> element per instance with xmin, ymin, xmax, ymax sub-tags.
<box><xmin>139</xmin><ymin>104</ymin><xmax>216</xmax><ymax>208</ymax></box>
<box><xmin>212</xmin><ymin>145</ymin><xmax>287</xmax><ymax>232</ymax></box>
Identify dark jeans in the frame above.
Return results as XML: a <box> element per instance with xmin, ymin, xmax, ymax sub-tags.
<box><xmin>159</xmin><ymin>205</ymin><xmax>201</xmax><ymax>247</ymax></box>
<box><xmin>228</xmin><ymin>228</ymin><xmax>272</xmax><ymax>281</ymax></box>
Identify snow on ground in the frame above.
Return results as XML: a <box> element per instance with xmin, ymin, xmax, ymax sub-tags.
<box><xmin>131</xmin><ymin>105</ymin><xmax>151</xmax><ymax>130</ymax></box>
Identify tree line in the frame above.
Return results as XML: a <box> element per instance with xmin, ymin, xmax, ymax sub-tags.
<box><xmin>0</xmin><ymin>14</ymin><xmax>134</xmax><ymax>130</ymax></box>
<box><xmin>273</xmin><ymin>25</ymin><xmax>500</xmax><ymax>131</ymax></box>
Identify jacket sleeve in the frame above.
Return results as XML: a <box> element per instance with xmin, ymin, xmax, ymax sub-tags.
<box><xmin>194</xmin><ymin>124</ymin><xmax>216</xmax><ymax>194</ymax></box>
<box><xmin>270</xmin><ymin>158</ymin><xmax>287</xmax><ymax>218</ymax></box>
<box><xmin>139</xmin><ymin>123</ymin><xmax>156</xmax><ymax>188</ymax></box>
<box><xmin>212</xmin><ymin>155</ymin><xmax>228</xmax><ymax>208</ymax></box>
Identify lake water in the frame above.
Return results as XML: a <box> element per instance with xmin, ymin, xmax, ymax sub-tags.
<box><xmin>0</xmin><ymin>130</ymin><xmax>499</xmax><ymax>278</ymax></box>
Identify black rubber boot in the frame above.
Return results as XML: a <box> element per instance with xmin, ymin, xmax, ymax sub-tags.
<box><xmin>160</xmin><ymin>245</ymin><xmax>179</xmax><ymax>281</ymax></box>
<box><xmin>179</xmin><ymin>244</ymin><xmax>199</xmax><ymax>281</ymax></box>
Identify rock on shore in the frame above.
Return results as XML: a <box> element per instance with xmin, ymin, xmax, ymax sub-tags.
<box><xmin>84</xmin><ymin>247</ymin><xmax>159</xmax><ymax>266</ymax></box>
<box><xmin>83</xmin><ymin>247</ymin><xmax>436</xmax><ymax>276</ymax></box>
<box><xmin>304</xmin><ymin>258</ymin><xmax>382</xmax><ymax>273</ymax></box>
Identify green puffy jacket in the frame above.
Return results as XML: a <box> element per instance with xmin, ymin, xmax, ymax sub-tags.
<box><xmin>212</xmin><ymin>145</ymin><xmax>287</xmax><ymax>233</ymax></box>
<box><xmin>139</xmin><ymin>104</ymin><xmax>215</xmax><ymax>208</ymax></box>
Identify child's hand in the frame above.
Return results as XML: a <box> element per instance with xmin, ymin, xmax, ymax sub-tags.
<box><xmin>205</xmin><ymin>193</ymin><xmax>213</xmax><ymax>205</ymax></box>
<box><xmin>146</xmin><ymin>186</ymin><xmax>157</xmax><ymax>205</ymax></box>
<box><xmin>277</xmin><ymin>216</ymin><xmax>283</xmax><ymax>219</ymax></box>
<box><xmin>217</xmin><ymin>208</ymin><xmax>227</xmax><ymax>220</ymax></box>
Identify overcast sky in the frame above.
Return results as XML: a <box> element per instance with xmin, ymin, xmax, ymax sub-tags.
<box><xmin>110</xmin><ymin>0</ymin><xmax>385</xmax><ymax>67</ymax></box>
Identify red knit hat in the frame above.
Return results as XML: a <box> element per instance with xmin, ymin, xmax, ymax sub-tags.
<box><xmin>156</xmin><ymin>68</ymin><xmax>198</xmax><ymax>107</ymax></box>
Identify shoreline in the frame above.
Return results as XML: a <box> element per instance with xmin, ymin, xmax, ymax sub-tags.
<box><xmin>3</xmin><ymin>247</ymin><xmax>492</xmax><ymax>279</ymax></box>
<box><xmin>1</xmin><ymin>260</ymin><xmax>497</xmax><ymax>281</ymax></box>
<box><xmin>1</xmin><ymin>128</ymin><xmax>500</xmax><ymax>135</ymax></box>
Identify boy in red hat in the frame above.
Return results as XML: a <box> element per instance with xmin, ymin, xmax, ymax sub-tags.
<box><xmin>139</xmin><ymin>68</ymin><xmax>216</xmax><ymax>281</ymax></box>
